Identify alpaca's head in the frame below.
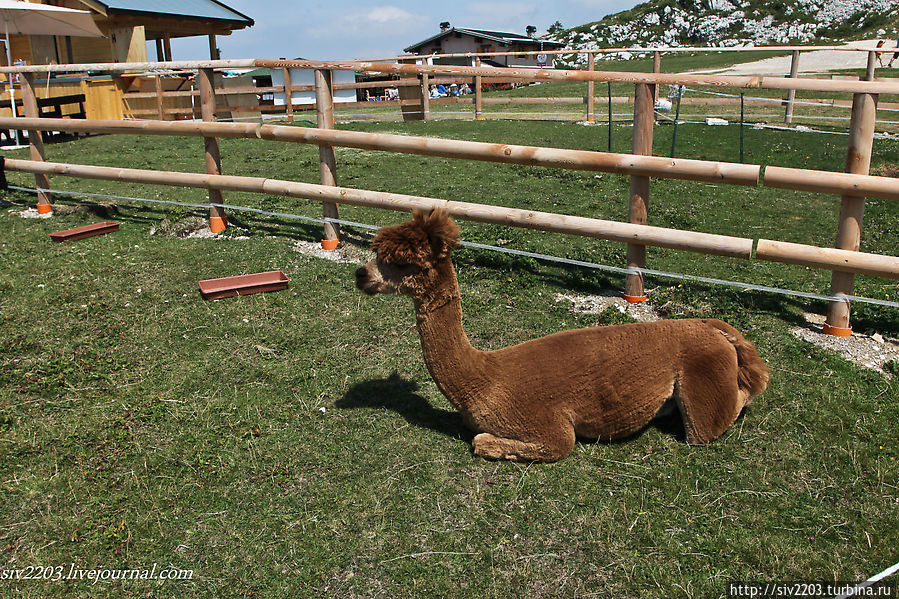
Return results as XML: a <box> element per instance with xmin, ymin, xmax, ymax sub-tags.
<box><xmin>355</xmin><ymin>210</ymin><xmax>460</xmax><ymax>299</ymax></box>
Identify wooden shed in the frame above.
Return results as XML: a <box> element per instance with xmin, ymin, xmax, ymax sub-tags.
<box><xmin>404</xmin><ymin>25</ymin><xmax>564</xmax><ymax>68</ymax></box>
<box><xmin>2</xmin><ymin>0</ymin><xmax>253</xmax><ymax>66</ymax></box>
<box><xmin>0</xmin><ymin>0</ymin><xmax>253</xmax><ymax>124</ymax></box>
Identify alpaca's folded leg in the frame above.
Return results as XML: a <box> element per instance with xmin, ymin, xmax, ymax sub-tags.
<box><xmin>473</xmin><ymin>430</ymin><xmax>574</xmax><ymax>463</ymax></box>
<box><xmin>676</xmin><ymin>361</ymin><xmax>744</xmax><ymax>445</ymax></box>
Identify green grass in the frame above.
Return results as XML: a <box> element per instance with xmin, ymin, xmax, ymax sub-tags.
<box><xmin>1</xmin><ymin>116</ymin><xmax>898</xmax><ymax>598</ymax></box>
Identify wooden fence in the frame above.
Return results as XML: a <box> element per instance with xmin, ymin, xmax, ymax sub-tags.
<box><xmin>0</xmin><ymin>57</ymin><xmax>897</xmax><ymax>336</ymax></box>
<box><xmin>4</xmin><ymin>45</ymin><xmax>895</xmax><ymax>124</ymax></box>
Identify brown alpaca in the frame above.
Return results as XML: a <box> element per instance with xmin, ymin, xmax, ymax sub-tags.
<box><xmin>355</xmin><ymin>211</ymin><xmax>769</xmax><ymax>462</ymax></box>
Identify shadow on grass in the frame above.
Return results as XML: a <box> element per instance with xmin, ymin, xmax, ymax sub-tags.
<box><xmin>338</xmin><ymin>373</ymin><xmax>720</xmax><ymax>453</ymax></box>
<box><xmin>336</xmin><ymin>373</ymin><xmax>473</xmax><ymax>442</ymax></box>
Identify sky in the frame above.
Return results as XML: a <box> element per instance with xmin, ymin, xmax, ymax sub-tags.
<box><xmin>165</xmin><ymin>0</ymin><xmax>643</xmax><ymax>62</ymax></box>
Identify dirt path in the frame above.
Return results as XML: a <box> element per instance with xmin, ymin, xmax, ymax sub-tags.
<box><xmin>693</xmin><ymin>39</ymin><xmax>894</xmax><ymax>75</ymax></box>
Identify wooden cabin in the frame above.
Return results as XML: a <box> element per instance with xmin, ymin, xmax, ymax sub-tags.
<box><xmin>0</xmin><ymin>0</ymin><xmax>253</xmax><ymax>124</ymax></box>
<box><xmin>404</xmin><ymin>25</ymin><xmax>564</xmax><ymax>68</ymax></box>
<box><xmin>2</xmin><ymin>0</ymin><xmax>253</xmax><ymax>66</ymax></box>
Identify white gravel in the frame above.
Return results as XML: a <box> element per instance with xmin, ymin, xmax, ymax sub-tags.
<box><xmin>13</xmin><ymin>208</ymin><xmax>53</xmax><ymax>219</ymax></box>
<box><xmin>292</xmin><ymin>240</ymin><xmax>371</xmax><ymax>264</ymax></box>
<box><xmin>554</xmin><ymin>291</ymin><xmax>661</xmax><ymax>322</ymax></box>
<box><xmin>791</xmin><ymin>313</ymin><xmax>899</xmax><ymax>375</ymax></box>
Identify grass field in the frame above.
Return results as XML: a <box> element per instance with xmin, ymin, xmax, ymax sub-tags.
<box><xmin>1</xmin><ymin>102</ymin><xmax>898</xmax><ymax>598</ymax></box>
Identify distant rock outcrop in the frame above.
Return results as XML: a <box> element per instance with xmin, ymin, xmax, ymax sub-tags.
<box><xmin>546</xmin><ymin>0</ymin><xmax>899</xmax><ymax>68</ymax></box>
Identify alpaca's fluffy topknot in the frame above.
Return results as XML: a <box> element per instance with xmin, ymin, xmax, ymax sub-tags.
<box><xmin>370</xmin><ymin>210</ymin><xmax>460</xmax><ymax>266</ymax></box>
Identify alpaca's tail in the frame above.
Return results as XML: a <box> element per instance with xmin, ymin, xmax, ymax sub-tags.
<box><xmin>703</xmin><ymin>319</ymin><xmax>770</xmax><ymax>404</ymax></box>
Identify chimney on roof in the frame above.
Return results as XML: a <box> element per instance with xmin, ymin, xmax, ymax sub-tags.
<box><xmin>526</xmin><ymin>25</ymin><xmax>537</xmax><ymax>38</ymax></box>
<box><xmin>440</xmin><ymin>21</ymin><xmax>451</xmax><ymax>31</ymax></box>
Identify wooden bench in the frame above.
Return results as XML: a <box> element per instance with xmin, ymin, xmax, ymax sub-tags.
<box><xmin>0</xmin><ymin>93</ymin><xmax>87</xmax><ymax>143</ymax></box>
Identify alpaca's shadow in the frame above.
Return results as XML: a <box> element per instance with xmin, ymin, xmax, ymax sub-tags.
<box><xmin>574</xmin><ymin>409</ymin><xmax>689</xmax><ymax>447</ymax></box>
<box><xmin>338</xmin><ymin>373</ymin><xmax>698</xmax><ymax>451</ymax></box>
<box><xmin>336</xmin><ymin>373</ymin><xmax>472</xmax><ymax>442</ymax></box>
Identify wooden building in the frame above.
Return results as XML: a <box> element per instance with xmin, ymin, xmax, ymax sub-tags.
<box><xmin>0</xmin><ymin>1</ymin><xmax>253</xmax><ymax>126</ymax></box>
<box><xmin>3</xmin><ymin>0</ymin><xmax>253</xmax><ymax>66</ymax></box>
<box><xmin>404</xmin><ymin>25</ymin><xmax>564</xmax><ymax>68</ymax></box>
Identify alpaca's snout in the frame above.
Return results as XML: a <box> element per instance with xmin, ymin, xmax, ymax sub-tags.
<box><xmin>355</xmin><ymin>266</ymin><xmax>380</xmax><ymax>295</ymax></box>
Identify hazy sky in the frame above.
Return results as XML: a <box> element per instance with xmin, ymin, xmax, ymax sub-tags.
<box><xmin>165</xmin><ymin>1</ymin><xmax>643</xmax><ymax>61</ymax></box>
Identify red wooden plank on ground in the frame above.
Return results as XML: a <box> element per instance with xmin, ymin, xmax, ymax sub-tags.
<box><xmin>197</xmin><ymin>270</ymin><xmax>290</xmax><ymax>300</ymax></box>
<box><xmin>49</xmin><ymin>221</ymin><xmax>120</xmax><ymax>242</ymax></box>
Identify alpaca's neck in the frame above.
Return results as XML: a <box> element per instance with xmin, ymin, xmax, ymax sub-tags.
<box><xmin>413</xmin><ymin>264</ymin><xmax>488</xmax><ymax>411</ymax></box>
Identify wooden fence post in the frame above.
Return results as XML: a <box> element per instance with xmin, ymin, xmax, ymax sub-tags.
<box><xmin>20</xmin><ymin>72</ymin><xmax>52</xmax><ymax>214</ymax></box>
<box><xmin>784</xmin><ymin>50</ymin><xmax>800</xmax><ymax>124</ymax></box>
<box><xmin>586</xmin><ymin>52</ymin><xmax>595</xmax><ymax>124</ymax></box>
<box><xmin>824</xmin><ymin>53</ymin><xmax>878</xmax><ymax>336</ymax></box>
<box><xmin>207</xmin><ymin>34</ymin><xmax>218</xmax><ymax>60</ymax></box>
<box><xmin>314</xmin><ymin>68</ymin><xmax>340</xmax><ymax>248</ymax></box>
<box><xmin>420</xmin><ymin>72</ymin><xmax>430</xmax><ymax>121</ymax></box>
<box><xmin>197</xmin><ymin>67</ymin><xmax>227</xmax><ymax>233</ymax></box>
<box><xmin>474</xmin><ymin>57</ymin><xmax>484</xmax><ymax>120</ymax></box>
<box><xmin>624</xmin><ymin>82</ymin><xmax>655</xmax><ymax>302</ymax></box>
<box><xmin>282</xmin><ymin>67</ymin><xmax>294</xmax><ymax>123</ymax></box>
<box><xmin>154</xmin><ymin>75</ymin><xmax>165</xmax><ymax>121</ymax></box>
<box><xmin>162</xmin><ymin>33</ymin><xmax>172</xmax><ymax>61</ymax></box>
<box><xmin>397</xmin><ymin>58</ymin><xmax>426</xmax><ymax>122</ymax></box>
<box><xmin>652</xmin><ymin>51</ymin><xmax>661</xmax><ymax>122</ymax></box>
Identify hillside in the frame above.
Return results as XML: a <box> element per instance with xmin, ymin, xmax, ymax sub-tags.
<box><xmin>547</xmin><ymin>0</ymin><xmax>899</xmax><ymax>67</ymax></box>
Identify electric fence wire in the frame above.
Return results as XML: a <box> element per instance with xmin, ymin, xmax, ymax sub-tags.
<box><xmin>685</xmin><ymin>85</ymin><xmax>899</xmax><ymax>112</ymax></box>
<box><xmin>7</xmin><ymin>184</ymin><xmax>898</xmax><ymax>309</ymax></box>
<box><xmin>834</xmin><ymin>560</ymin><xmax>899</xmax><ymax>599</ymax></box>
<box><xmin>654</xmin><ymin>110</ymin><xmax>862</xmax><ymax>136</ymax></box>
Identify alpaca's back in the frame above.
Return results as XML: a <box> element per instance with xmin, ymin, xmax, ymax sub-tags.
<box><xmin>480</xmin><ymin>318</ymin><xmax>767</xmax><ymax>444</ymax></box>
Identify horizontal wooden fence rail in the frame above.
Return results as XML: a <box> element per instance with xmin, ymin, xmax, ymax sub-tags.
<box><xmin>763</xmin><ymin>166</ymin><xmax>899</xmax><ymax>202</ymax></box>
<box><xmin>755</xmin><ymin>240</ymin><xmax>899</xmax><ymax>279</ymax></box>
<box><xmin>4</xmin><ymin>58</ymin><xmax>899</xmax><ymax>95</ymax></box>
<box><xmin>10</xmin><ymin>116</ymin><xmax>899</xmax><ymax>202</ymax></box>
<box><xmin>124</xmin><ymin>79</ymin><xmax>426</xmax><ymax>100</ymax></box>
<box><xmin>2</xmin><ymin>157</ymin><xmax>753</xmax><ymax>258</ymax></box>
<box><xmin>0</xmin><ymin>117</ymin><xmax>761</xmax><ymax>185</ymax></box>
<box><xmin>6</xmin><ymin>157</ymin><xmax>898</xmax><ymax>280</ymax></box>
<box><xmin>257</xmin><ymin>60</ymin><xmax>899</xmax><ymax>96</ymax></box>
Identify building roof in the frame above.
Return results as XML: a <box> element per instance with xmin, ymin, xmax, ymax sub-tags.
<box><xmin>82</xmin><ymin>0</ymin><xmax>253</xmax><ymax>26</ymax></box>
<box><xmin>404</xmin><ymin>27</ymin><xmax>564</xmax><ymax>53</ymax></box>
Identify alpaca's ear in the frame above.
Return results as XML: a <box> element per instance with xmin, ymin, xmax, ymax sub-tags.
<box><xmin>423</xmin><ymin>209</ymin><xmax>459</xmax><ymax>260</ymax></box>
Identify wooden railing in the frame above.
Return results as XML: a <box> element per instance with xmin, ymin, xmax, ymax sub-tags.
<box><xmin>0</xmin><ymin>57</ymin><xmax>896</xmax><ymax>336</ymax></box>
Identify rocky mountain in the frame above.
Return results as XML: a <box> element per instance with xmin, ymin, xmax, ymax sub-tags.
<box><xmin>546</xmin><ymin>0</ymin><xmax>899</xmax><ymax>68</ymax></box>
